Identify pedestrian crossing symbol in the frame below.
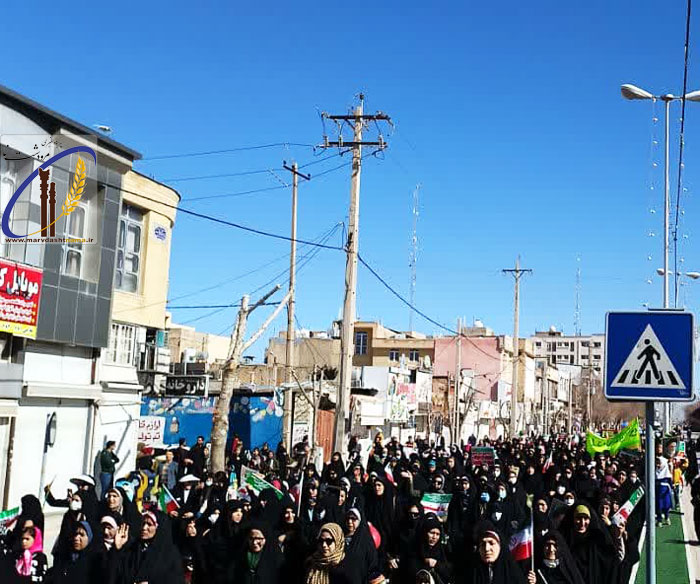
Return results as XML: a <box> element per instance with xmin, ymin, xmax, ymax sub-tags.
<box><xmin>605</xmin><ymin>310</ymin><xmax>694</xmax><ymax>401</ymax></box>
<box><xmin>611</xmin><ymin>325</ymin><xmax>685</xmax><ymax>389</ymax></box>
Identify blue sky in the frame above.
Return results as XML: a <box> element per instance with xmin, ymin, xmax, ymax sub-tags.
<box><xmin>3</xmin><ymin>1</ymin><xmax>699</xmax><ymax>357</ymax></box>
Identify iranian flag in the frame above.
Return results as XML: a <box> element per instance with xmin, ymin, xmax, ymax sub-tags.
<box><xmin>542</xmin><ymin>452</ymin><xmax>553</xmax><ymax>474</ymax></box>
<box><xmin>158</xmin><ymin>485</ymin><xmax>180</xmax><ymax>514</ymax></box>
<box><xmin>0</xmin><ymin>506</ymin><xmax>20</xmax><ymax>531</ymax></box>
<box><xmin>509</xmin><ymin>524</ymin><xmax>533</xmax><ymax>561</ymax></box>
<box><xmin>613</xmin><ymin>486</ymin><xmax>644</xmax><ymax>523</ymax></box>
<box><xmin>384</xmin><ymin>464</ymin><xmax>395</xmax><ymax>485</ymax></box>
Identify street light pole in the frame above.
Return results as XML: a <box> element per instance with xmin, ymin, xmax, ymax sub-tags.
<box><xmin>620</xmin><ymin>82</ymin><xmax>700</xmax><ymax>584</ymax></box>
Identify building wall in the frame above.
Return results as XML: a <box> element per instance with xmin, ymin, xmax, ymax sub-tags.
<box><xmin>168</xmin><ymin>325</ymin><xmax>230</xmax><ymax>365</ymax></box>
<box><xmin>111</xmin><ymin>171</ymin><xmax>179</xmax><ymax>330</ymax></box>
<box><xmin>7</xmin><ymin>398</ymin><xmax>90</xmax><ymax>507</ymax></box>
<box><xmin>433</xmin><ymin>336</ymin><xmax>506</xmax><ymax>402</ymax></box>
<box><xmin>0</xmin><ymin>102</ymin><xmax>125</xmax><ymax>349</ymax></box>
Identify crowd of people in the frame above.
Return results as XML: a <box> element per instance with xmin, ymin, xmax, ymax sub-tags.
<box><xmin>0</xmin><ymin>425</ymin><xmax>696</xmax><ymax>584</ymax></box>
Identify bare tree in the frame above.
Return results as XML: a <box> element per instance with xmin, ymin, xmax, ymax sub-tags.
<box><xmin>210</xmin><ymin>286</ymin><xmax>291</xmax><ymax>473</ymax></box>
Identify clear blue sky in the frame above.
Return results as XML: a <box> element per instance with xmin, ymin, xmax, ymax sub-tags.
<box><xmin>3</xmin><ymin>1</ymin><xmax>699</xmax><ymax>358</ymax></box>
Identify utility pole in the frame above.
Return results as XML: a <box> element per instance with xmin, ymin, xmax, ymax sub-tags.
<box><xmin>320</xmin><ymin>96</ymin><xmax>390</xmax><ymax>454</ymax></box>
<box><xmin>282</xmin><ymin>162</ymin><xmax>311</xmax><ymax>450</ymax></box>
<box><xmin>211</xmin><ymin>285</ymin><xmax>291</xmax><ymax>473</ymax></box>
<box><xmin>503</xmin><ymin>257</ymin><xmax>532</xmax><ymax>437</ymax></box>
<box><xmin>453</xmin><ymin>318</ymin><xmax>462</xmax><ymax>445</ymax></box>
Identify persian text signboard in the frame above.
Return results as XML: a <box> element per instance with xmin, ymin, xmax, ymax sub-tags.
<box><xmin>0</xmin><ymin>260</ymin><xmax>42</xmax><ymax>339</ymax></box>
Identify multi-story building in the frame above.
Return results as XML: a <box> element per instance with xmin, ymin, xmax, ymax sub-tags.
<box><xmin>530</xmin><ymin>328</ymin><xmax>605</xmax><ymax>373</ymax></box>
<box><xmin>352</xmin><ymin>321</ymin><xmax>434</xmax><ymax>370</ymax></box>
<box><xmin>0</xmin><ymin>85</ymin><xmax>145</xmax><ymax>506</ymax></box>
<box><xmin>98</xmin><ymin>170</ymin><xmax>179</xmax><ymax>469</ymax></box>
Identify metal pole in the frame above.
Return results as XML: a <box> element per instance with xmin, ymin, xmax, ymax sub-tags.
<box><xmin>645</xmin><ymin>402</ymin><xmax>656</xmax><ymax>584</ymax></box>
<box><xmin>283</xmin><ymin>163</ymin><xmax>299</xmax><ymax>449</ymax></box>
<box><xmin>568</xmin><ymin>377</ymin><xmax>573</xmax><ymax>435</ymax></box>
<box><xmin>510</xmin><ymin>258</ymin><xmax>520</xmax><ymax>437</ymax></box>
<box><xmin>334</xmin><ymin>102</ymin><xmax>363</xmax><ymax>454</ymax></box>
<box><xmin>454</xmin><ymin>318</ymin><xmax>462</xmax><ymax>445</ymax></box>
<box><xmin>663</xmin><ymin>96</ymin><xmax>671</xmax><ymax>433</ymax></box>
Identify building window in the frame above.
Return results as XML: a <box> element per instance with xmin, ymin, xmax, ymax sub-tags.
<box><xmin>593</xmin><ymin>354</ymin><xmax>601</xmax><ymax>360</ymax></box>
<box><xmin>354</xmin><ymin>332</ymin><xmax>368</xmax><ymax>356</ymax></box>
<box><xmin>569</xmin><ymin>355</ymin><xmax>574</xmax><ymax>364</ymax></box>
<box><xmin>593</xmin><ymin>342</ymin><xmax>601</xmax><ymax>348</ymax></box>
<box><xmin>108</xmin><ymin>323</ymin><xmax>137</xmax><ymax>365</ymax></box>
<box><xmin>389</xmin><ymin>350</ymin><xmax>399</xmax><ymax>362</ymax></box>
<box><xmin>116</xmin><ymin>203</ymin><xmax>144</xmax><ymax>293</ymax></box>
<box><xmin>63</xmin><ymin>203</ymin><xmax>87</xmax><ymax>278</ymax></box>
<box><xmin>535</xmin><ymin>341</ymin><xmax>541</xmax><ymax>347</ymax></box>
<box><xmin>409</xmin><ymin>349</ymin><xmax>419</xmax><ymax>362</ymax></box>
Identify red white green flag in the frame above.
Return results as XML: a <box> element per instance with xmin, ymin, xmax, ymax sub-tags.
<box><xmin>613</xmin><ymin>486</ymin><xmax>644</xmax><ymax>523</ymax></box>
<box><xmin>158</xmin><ymin>485</ymin><xmax>180</xmax><ymax>514</ymax></box>
<box><xmin>0</xmin><ymin>507</ymin><xmax>20</xmax><ymax>531</ymax></box>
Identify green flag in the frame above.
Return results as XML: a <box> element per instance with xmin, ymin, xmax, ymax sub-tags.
<box><xmin>586</xmin><ymin>419</ymin><xmax>641</xmax><ymax>456</ymax></box>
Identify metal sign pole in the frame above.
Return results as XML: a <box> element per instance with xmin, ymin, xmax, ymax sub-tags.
<box><xmin>645</xmin><ymin>401</ymin><xmax>656</xmax><ymax>584</ymax></box>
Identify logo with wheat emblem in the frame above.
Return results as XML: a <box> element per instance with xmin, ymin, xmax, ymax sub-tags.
<box><xmin>1</xmin><ymin>138</ymin><xmax>97</xmax><ymax>242</ymax></box>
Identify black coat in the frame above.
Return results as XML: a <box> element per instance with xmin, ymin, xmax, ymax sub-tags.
<box><xmin>109</xmin><ymin>513</ymin><xmax>184</xmax><ymax>584</ymax></box>
<box><xmin>228</xmin><ymin>538</ymin><xmax>283</xmax><ymax>584</ymax></box>
<box><xmin>51</xmin><ymin>547</ymin><xmax>101</xmax><ymax>584</ymax></box>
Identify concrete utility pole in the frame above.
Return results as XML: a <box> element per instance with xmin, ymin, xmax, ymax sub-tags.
<box><xmin>282</xmin><ymin>162</ymin><xmax>311</xmax><ymax>450</ymax></box>
<box><xmin>211</xmin><ymin>285</ymin><xmax>291</xmax><ymax>473</ymax></box>
<box><xmin>320</xmin><ymin>96</ymin><xmax>390</xmax><ymax>454</ymax></box>
<box><xmin>503</xmin><ymin>257</ymin><xmax>532</xmax><ymax>437</ymax></box>
<box><xmin>453</xmin><ymin>318</ymin><xmax>462</xmax><ymax>445</ymax></box>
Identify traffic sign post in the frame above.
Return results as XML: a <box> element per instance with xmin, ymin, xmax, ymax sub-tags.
<box><xmin>604</xmin><ymin>310</ymin><xmax>695</xmax><ymax>584</ymax></box>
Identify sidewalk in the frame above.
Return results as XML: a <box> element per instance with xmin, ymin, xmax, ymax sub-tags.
<box><xmin>634</xmin><ymin>487</ymin><xmax>697</xmax><ymax>584</ymax></box>
<box><xmin>680</xmin><ymin>485</ymin><xmax>700</xmax><ymax>584</ymax></box>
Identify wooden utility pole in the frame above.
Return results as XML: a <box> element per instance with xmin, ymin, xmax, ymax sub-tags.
<box><xmin>320</xmin><ymin>96</ymin><xmax>390</xmax><ymax>454</ymax></box>
<box><xmin>282</xmin><ymin>162</ymin><xmax>310</xmax><ymax>450</ymax></box>
<box><xmin>503</xmin><ymin>257</ymin><xmax>532</xmax><ymax>438</ymax></box>
<box><xmin>210</xmin><ymin>285</ymin><xmax>291</xmax><ymax>473</ymax></box>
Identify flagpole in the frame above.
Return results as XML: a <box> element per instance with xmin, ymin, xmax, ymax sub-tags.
<box><xmin>297</xmin><ymin>471</ymin><xmax>304</xmax><ymax>517</ymax></box>
<box><xmin>530</xmin><ymin>505</ymin><xmax>535</xmax><ymax>575</ymax></box>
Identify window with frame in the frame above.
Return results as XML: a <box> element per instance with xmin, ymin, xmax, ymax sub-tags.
<box><xmin>389</xmin><ymin>350</ymin><xmax>399</xmax><ymax>362</ymax></box>
<box><xmin>409</xmin><ymin>349</ymin><xmax>420</xmax><ymax>362</ymax></box>
<box><xmin>116</xmin><ymin>203</ymin><xmax>144</xmax><ymax>292</ymax></box>
<box><xmin>108</xmin><ymin>323</ymin><xmax>137</xmax><ymax>365</ymax></box>
<box><xmin>354</xmin><ymin>331</ymin><xmax>368</xmax><ymax>356</ymax></box>
<box><xmin>63</xmin><ymin>202</ymin><xmax>87</xmax><ymax>278</ymax></box>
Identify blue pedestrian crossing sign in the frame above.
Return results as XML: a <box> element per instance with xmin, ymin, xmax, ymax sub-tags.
<box><xmin>605</xmin><ymin>310</ymin><xmax>694</xmax><ymax>401</ymax></box>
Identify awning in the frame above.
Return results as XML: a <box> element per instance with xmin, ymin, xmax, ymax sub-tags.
<box><xmin>25</xmin><ymin>382</ymin><xmax>102</xmax><ymax>401</ymax></box>
<box><xmin>0</xmin><ymin>399</ymin><xmax>18</xmax><ymax>417</ymax></box>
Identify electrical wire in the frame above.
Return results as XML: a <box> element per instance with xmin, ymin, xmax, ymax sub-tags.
<box><xmin>114</xmin><ymin>223</ymin><xmax>340</xmax><ymax>316</ymax></box>
<box><xmin>102</xmin><ymin>179</ymin><xmax>343</xmax><ymax>250</ymax></box>
<box><xmin>163</xmin><ymin>169</ymin><xmax>279</xmax><ymax>183</ymax></box>
<box><xmin>357</xmin><ymin>253</ymin><xmax>501</xmax><ymax>361</ymax></box>
<box><xmin>673</xmin><ymin>0</ymin><xmax>693</xmax><ymax>307</ymax></box>
<box><xmin>168</xmin><ymin>302</ymin><xmax>281</xmax><ymax>309</ymax></box>
<box><xmin>141</xmin><ymin>142</ymin><xmax>316</xmax><ymax>161</ymax></box>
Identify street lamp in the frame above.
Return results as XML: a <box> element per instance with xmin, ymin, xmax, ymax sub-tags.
<box><xmin>622</xmin><ymin>84</ymin><xmax>700</xmax><ymax>310</ymax></box>
<box><xmin>623</xmin><ymin>84</ymin><xmax>700</xmax><ymax>448</ymax></box>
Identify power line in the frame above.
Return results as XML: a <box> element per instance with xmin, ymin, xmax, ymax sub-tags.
<box><xmin>673</xmin><ymin>0</ymin><xmax>693</xmax><ymax>307</ymax></box>
<box><xmin>164</xmin><ymin>169</ymin><xmax>278</xmax><ymax>183</ymax></box>
<box><xmin>115</xmin><ymin>223</ymin><xmax>340</xmax><ymax>316</ymax></box>
<box><xmin>168</xmin><ymin>302</ymin><xmax>281</xmax><ymax>309</ymax></box>
<box><xmin>160</xmin><ymin>151</ymin><xmax>342</xmax><ymax>184</ymax></box>
<box><xmin>183</xmin><ymin>184</ymin><xmax>289</xmax><ymax>202</ymax></box>
<box><xmin>357</xmin><ymin>253</ymin><xmax>502</xmax><ymax>361</ymax></box>
<box><xmin>102</xmin><ymin>180</ymin><xmax>343</xmax><ymax>251</ymax></box>
<box><xmin>141</xmin><ymin>142</ymin><xmax>315</xmax><ymax>161</ymax></box>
